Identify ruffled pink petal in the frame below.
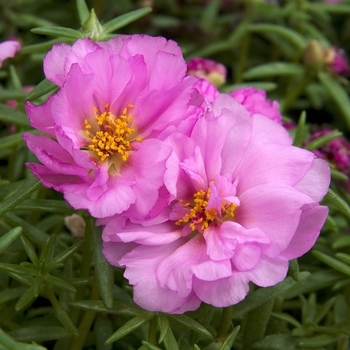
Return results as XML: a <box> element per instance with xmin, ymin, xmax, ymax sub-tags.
<box><xmin>204</xmin><ymin>225</ymin><xmax>237</xmax><ymax>260</ymax></box>
<box><xmin>194</xmin><ymin>78</ymin><xmax>219</xmax><ymax>103</ymax></box>
<box><xmin>192</xmin><ymin>94</ymin><xmax>251</xmax><ymax>180</ymax></box>
<box><xmin>235</xmin><ymin>183</ymin><xmax>313</xmax><ymax>258</ymax></box>
<box><xmin>120</xmin><ymin>242</ymin><xmax>201</xmax><ymax>313</ymax></box>
<box><xmin>101</xmin><ymin>216</ymin><xmax>128</xmax><ymax>242</ymax></box>
<box><xmin>119</xmin><ymin>35</ymin><xmax>185</xmax><ymax>86</ymax></box>
<box><xmin>193</xmin><ymin>272</ymin><xmax>250</xmax><ymax>307</ymax></box>
<box><xmin>245</xmin><ymin>256</ymin><xmax>289</xmax><ymax>287</ymax></box>
<box><xmin>43</xmin><ymin>42</ymin><xmax>72</xmax><ymax>86</ymax></box>
<box><xmin>122</xmin><ymin>139</ymin><xmax>173</xmax><ymax>218</ymax></box>
<box><xmin>64</xmin><ymin>38</ymin><xmax>100</xmax><ymax>74</ymax></box>
<box><xmin>133</xmin><ymin>76</ymin><xmax>197</xmax><ymax>138</ymax></box>
<box><xmin>282</xmin><ymin>205</ymin><xmax>329</xmax><ymax>260</ymax></box>
<box><xmin>116</xmin><ymin>222</ymin><xmax>182</xmax><ymax>246</ymax></box>
<box><xmin>294</xmin><ymin>158</ymin><xmax>330</xmax><ymax>202</ymax></box>
<box><xmin>62</xmin><ymin>176</ymin><xmax>136</xmax><ymax>218</ymax></box>
<box><xmin>180</xmin><ymin>146</ymin><xmax>208</xmax><ymax>191</ymax></box>
<box><xmin>156</xmin><ymin>236</ymin><xmax>207</xmax><ymax>298</ymax></box>
<box><xmin>149</xmin><ymin>51</ymin><xmax>186</xmax><ymax>91</ymax></box>
<box><xmin>110</xmin><ymin>55</ymin><xmax>148</xmax><ymax>112</ymax></box>
<box><xmin>215</xmin><ymin>95</ymin><xmax>252</xmax><ymax>176</ymax></box>
<box><xmin>25</xmin><ymin>163</ymin><xmax>82</xmax><ymax>190</ymax></box>
<box><xmin>83</xmin><ymin>50</ymin><xmax>132</xmax><ymax>106</ymax></box>
<box><xmin>164</xmin><ymin>133</ymin><xmax>197</xmax><ymax>199</ymax></box>
<box><xmin>192</xmin><ymin>259</ymin><xmax>232</xmax><ymax>281</ymax></box>
<box><xmin>23</xmin><ymin>133</ymin><xmax>87</xmax><ymax>178</ymax></box>
<box><xmin>25</xmin><ymin>97</ymin><xmax>56</xmax><ymax>138</ymax></box>
<box><xmin>231</xmin><ymin>243</ymin><xmax>261</xmax><ymax>271</ymax></box>
<box><xmin>54</xmin><ymin>126</ymin><xmax>96</xmax><ymax>170</ymax></box>
<box><xmin>103</xmin><ymin>241</ymin><xmax>137</xmax><ymax>268</ymax></box>
<box><xmin>234</xmin><ymin>143</ymin><xmax>315</xmax><ymax>194</ymax></box>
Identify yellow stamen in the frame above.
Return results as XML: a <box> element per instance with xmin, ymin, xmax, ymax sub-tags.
<box><xmin>83</xmin><ymin>104</ymin><xmax>139</xmax><ymax>163</ymax></box>
<box><xmin>175</xmin><ymin>188</ymin><xmax>237</xmax><ymax>232</ymax></box>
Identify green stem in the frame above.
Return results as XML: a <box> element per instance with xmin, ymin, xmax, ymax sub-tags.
<box><xmin>45</xmin><ymin>284</ymin><xmax>78</xmax><ymax>336</ymax></box>
<box><xmin>148</xmin><ymin>316</ymin><xmax>158</xmax><ymax>345</ymax></box>
<box><xmin>69</xmin><ymin>276</ymin><xmax>100</xmax><ymax>350</ymax></box>
<box><xmin>70</xmin><ymin>214</ymin><xmax>94</xmax><ymax>325</ymax></box>
<box><xmin>217</xmin><ymin>306</ymin><xmax>233</xmax><ymax>340</ymax></box>
<box><xmin>234</xmin><ymin>3</ymin><xmax>253</xmax><ymax>84</ymax></box>
<box><xmin>280</xmin><ymin>74</ymin><xmax>314</xmax><ymax>114</ymax></box>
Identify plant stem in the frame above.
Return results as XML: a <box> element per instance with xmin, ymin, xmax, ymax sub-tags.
<box><xmin>217</xmin><ymin>305</ymin><xmax>233</xmax><ymax>340</ymax></box>
<box><xmin>234</xmin><ymin>3</ymin><xmax>253</xmax><ymax>84</ymax></box>
<box><xmin>148</xmin><ymin>316</ymin><xmax>158</xmax><ymax>345</ymax></box>
<box><xmin>69</xmin><ymin>276</ymin><xmax>100</xmax><ymax>350</ymax></box>
<box><xmin>70</xmin><ymin>214</ymin><xmax>94</xmax><ymax>325</ymax></box>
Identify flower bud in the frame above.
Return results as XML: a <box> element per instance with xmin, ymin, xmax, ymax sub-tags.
<box><xmin>64</xmin><ymin>214</ymin><xmax>86</xmax><ymax>239</ymax></box>
<box><xmin>303</xmin><ymin>40</ymin><xmax>325</xmax><ymax>72</ymax></box>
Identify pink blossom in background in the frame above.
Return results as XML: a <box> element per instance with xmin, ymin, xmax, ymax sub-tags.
<box><xmin>24</xmin><ymin>35</ymin><xmax>203</xmax><ymax>219</ymax></box>
<box><xmin>307</xmin><ymin>129</ymin><xmax>350</xmax><ymax>189</ymax></box>
<box><xmin>0</xmin><ymin>40</ymin><xmax>21</xmax><ymax>68</ymax></box>
<box><xmin>187</xmin><ymin>57</ymin><xmax>227</xmax><ymax>87</ymax></box>
<box><xmin>102</xmin><ymin>94</ymin><xmax>330</xmax><ymax>313</ymax></box>
<box><xmin>325</xmin><ymin>47</ymin><xmax>349</xmax><ymax>76</ymax></box>
<box><xmin>230</xmin><ymin>87</ymin><xmax>282</xmax><ymax>124</ymax></box>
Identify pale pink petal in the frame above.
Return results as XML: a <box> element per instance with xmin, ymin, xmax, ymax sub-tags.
<box><xmin>193</xmin><ymin>273</ymin><xmax>250</xmax><ymax>307</ymax></box>
<box><xmin>64</xmin><ymin>38</ymin><xmax>100</xmax><ymax>76</ymax></box>
<box><xmin>294</xmin><ymin>158</ymin><xmax>330</xmax><ymax>202</ymax></box>
<box><xmin>234</xmin><ymin>143</ymin><xmax>315</xmax><ymax>193</ymax></box>
<box><xmin>25</xmin><ymin>163</ymin><xmax>82</xmax><ymax>190</ymax></box>
<box><xmin>245</xmin><ymin>256</ymin><xmax>289</xmax><ymax>287</ymax></box>
<box><xmin>231</xmin><ymin>243</ymin><xmax>261</xmax><ymax>271</ymax></box>
<box><xmin>122</xmin><ymin>139</ymin><xmax>173</xmax><ymax>218</ymax></box>
<box><xmin>120</xmin><ymin>242</ymin><xmax>201</xmax><ymax>313</ymax></box>
<box><xmin>25</xmin><ymin>98</ymin><xmax>56</xmax><ymax>138</ymax></box>
<box><xmin>235</xmin><ymin>183</ymin><xmax>313</xmax><ymax>258</ymax></box>
<box><xmin>23</xmin><ymin>133</ymin><xmax>87</xmax><ymax>178</ymax></box>
<box><xmin>192</xmin><ymin>259</ymin><xmax>232</xmax><ymax>281</ymax></box>
<box><xmin>103</xmin><ymin>241</ymin><xmax>138</xmax><ymax>268</ymax></box>
<box><xmin>43</xmin><ymin>42</ymin><xmax>72</xmax><ymax>86</ymax></box>
<box><xmin>156</xmin><ymin>236</ymin><xmax>208</xmax><ymax>297</ymax></box>
<box><xmin>0</xmin><ymin>40</ymin><xmax>21</xmax><ymax>68</ymax></box>
<box><xmin>62</xmin><ymin>176</ymin><xmax>136</xmax><ymax>218</ymax></box>
<box><xmin>282</xmin><ymin>205</ymin><xmax>329</xmax><ymax>260</ymax></box>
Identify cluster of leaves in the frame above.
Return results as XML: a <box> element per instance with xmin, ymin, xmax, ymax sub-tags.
<box><xmin>1</xmin><ymin>0</ymin><xmax>350</xmax><ymax>349</ymax></box>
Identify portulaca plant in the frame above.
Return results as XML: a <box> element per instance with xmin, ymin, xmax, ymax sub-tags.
<box><xmin>1</xmin><ymin>0</ymin><xmax>350</xmax><ymax>349</ymax></box>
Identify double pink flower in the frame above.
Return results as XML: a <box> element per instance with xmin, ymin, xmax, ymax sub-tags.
<box><xmin>24</xmin><ymin>35</ymin><xmax>330</xmax><ymax>313</ymax></box>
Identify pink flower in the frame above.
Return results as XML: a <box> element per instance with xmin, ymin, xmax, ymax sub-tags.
<box><xmin>0</xmin><ymin>40</ymin><xmax>21</xmax><ymax>68</ymax></box>
<box><xmin>24</xmin><ymin>35</ymin><xmax>202</xmax><ymax>218</ymax></box>
<box><xmin>230</xmin><ymin>87</ymin><xmax>282</xmax><ymax>124</ymax></box>
<box><xmin>307</xmin><ymin>129</ymin><xmax>350</xmax><ymax>189</ymax></box>
<box><xmin>102</xmin><ymin>94</ymin><xmax>330</xmax><ymax>313</ymax></box>
<box><xmin>187</xmin><ymin>57</ymin><xmax>227</xmax><ymax>87</ymax></box>
<box><xmin>325</xmin><ymin>47</ymin><xmax>349</xmax><ymax>76</ymax></box>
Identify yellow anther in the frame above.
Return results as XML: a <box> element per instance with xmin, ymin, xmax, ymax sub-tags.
<box><xmin>175</xmin><ymin>188</ymin><xmax>237</xmax><ymax>232</ymax></box>
<box><xmin>83</xmin><ymin>104</ymin><xmax>140</xmax><ymax>163</ymax></box>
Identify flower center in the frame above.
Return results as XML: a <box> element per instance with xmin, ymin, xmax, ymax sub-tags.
<box><xmin>175</xmin><ymin>188</ymin><xmax>237</xmax><ymax>232</ymax></box>
<box><xmin>83</xmin><ymin>103</ymin><xmax>140</xmax><ymax>163</ymax></box>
